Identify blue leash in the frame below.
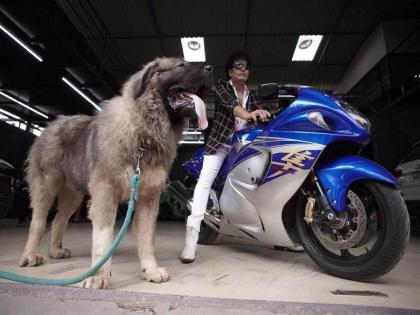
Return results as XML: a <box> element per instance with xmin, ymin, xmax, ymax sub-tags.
<box><xmin>0</xmin><ymin>173</ymin><xmax>140</xmax><ymax>286</ymax></box>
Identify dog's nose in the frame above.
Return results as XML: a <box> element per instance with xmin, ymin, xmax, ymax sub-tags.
<box><xmin>204</xmin><ymin>65</ymin><xmax>213</xmax><ymax>73</ymax></box>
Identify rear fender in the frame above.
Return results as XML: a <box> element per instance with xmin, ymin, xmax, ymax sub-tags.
<box><xmin>316</xmin><ymin>156</ymin><xmax>398</xmax><ymax>211</ymax></box>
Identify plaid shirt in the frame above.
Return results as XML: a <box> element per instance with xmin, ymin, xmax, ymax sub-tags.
<box><xmin>204</xmin><ymin>79</ymin><xmax>260</xmax><ymax>155</ymax></box>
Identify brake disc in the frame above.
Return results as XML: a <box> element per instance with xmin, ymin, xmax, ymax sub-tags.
<box><xmin>312</xmin><ymin>190</ymin><xmax>367</xmax><ymax>250</ymax></box>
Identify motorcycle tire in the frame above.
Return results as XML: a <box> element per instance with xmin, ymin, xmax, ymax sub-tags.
<box><xmin>296</xmin><ymin>180</ymin><xmax>410</xmax><ymax>281</ymax></box>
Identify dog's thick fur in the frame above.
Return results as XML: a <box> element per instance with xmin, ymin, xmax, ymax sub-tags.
<box><xmin>19</xmin><ymin>57</ymin><xmax>212</xmax><ymax>289</ymax></box>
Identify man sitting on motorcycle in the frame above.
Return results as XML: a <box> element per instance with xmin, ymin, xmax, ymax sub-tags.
<box><xmin>180</xmin><ymin>50</ymin><xmax>272</xmax><ymax>263</ymax></box>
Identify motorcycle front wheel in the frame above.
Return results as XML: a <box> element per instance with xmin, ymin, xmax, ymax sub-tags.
<box><xmin>296</xmin><ymin>180</ymin><xmax>410</xmax><ymax>281</ymax></box>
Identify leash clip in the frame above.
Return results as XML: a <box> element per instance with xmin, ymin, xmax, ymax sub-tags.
<box><xmin>134</xmin><ymin>140</ymin><xmax>156</xmax><ymax>175</ymax></box>
<box><xmin>135</xmin><ymin>145</ymin><xmax>146</xmax><ymax>175</ymax></box>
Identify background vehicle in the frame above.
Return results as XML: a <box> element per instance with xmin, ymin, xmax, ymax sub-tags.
<box><xmin>395</xmin><ymin>141</ymin><xmax>420</xmax><ymax>208</ymax></box>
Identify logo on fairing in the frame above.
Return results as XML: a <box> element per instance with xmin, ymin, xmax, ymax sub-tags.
<box><xmin>229</xmin><ymin>137</ymin><xmax>323</xmax><ymax>184</ymax></box>
<box><xmin>267</xmin><ymin>147</ymin><xmax>315</xmax><ymax>178</ymax></box>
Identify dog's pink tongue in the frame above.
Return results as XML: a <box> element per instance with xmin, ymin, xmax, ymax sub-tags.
<box><xmin>185</xmin><ymin>92</ymin><xmax>208</xmax><ymax>130</ymax></box>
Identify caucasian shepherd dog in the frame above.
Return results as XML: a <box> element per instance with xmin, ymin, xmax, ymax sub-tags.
<box><xmin>19</xmin><ymin>58</ymin><xmax>213</xmax><ymax>289</ymax></box>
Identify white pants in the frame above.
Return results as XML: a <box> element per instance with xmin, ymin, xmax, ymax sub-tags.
<box><xmin>186</xmin><ymin>146</ymin><xmax>230</xmax><ymax>232</ymax></box>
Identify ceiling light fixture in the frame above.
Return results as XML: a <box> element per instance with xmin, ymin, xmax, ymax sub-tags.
<box><xmin>292</xmin><ymin>35</ymin><xmax>323</xmax><ymax>61</ymax></box>
<box><xmin>187</xmin><ymin>40</ymin><xmax>201</xmax><ymax>50</ymax></box>
<box><xmin>0</xmin><ymin>91</ymin><xmax>48</xmax><ymax>119</ymax></box>
<box><xmin>179</xmin><ymin>140</ymin><xmax>205</xmax><ymax>144</ymax></box>
<box><xmin>62</xmin><ymin>77</ymin><xmax>101</xmax><ymax>111</ymax></box>
<box><xmin>0</xmin><ymin>108</ymin><xmax>22</xmax><ymax>120</ymax></box>
<box><xmin>181</xmin><ymin>37</ymin><xmax>206</xmax><ymax>62</ymax></box>
<box><xmin>182</xmin><ymin>130</ymin><xmax>202</xmax><ymax>135</ymax></box>
<box><xmin>0</xmin><ymin>23</ymin><xmax>43</xmax><ymax>62</ymax></box>
<box><xmin>33</xmin><ymin>123</ymin><xmax>44</xmax><ymax>131</ymax></box>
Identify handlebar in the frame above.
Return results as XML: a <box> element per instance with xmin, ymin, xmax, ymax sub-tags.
<box><xmin>246</xmin><ymin>107</ymin><xmax>284</xmax><ymax>125</ymax></box>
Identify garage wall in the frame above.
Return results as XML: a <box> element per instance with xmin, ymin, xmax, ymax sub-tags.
<box><xmin>0</xmin><ymin>121</ymin><xmax>35</xmax><ymax>170</ymax></box>
<box><xmin>371</xmin><ymin>101</ymin><xmax>420</xmax><ymax>169</ymax></box>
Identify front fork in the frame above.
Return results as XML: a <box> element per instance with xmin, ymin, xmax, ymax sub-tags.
<box><xmin>303</xmin><ymin>172</ymin><xmax>338</xmax><ymax>225</ymax></box>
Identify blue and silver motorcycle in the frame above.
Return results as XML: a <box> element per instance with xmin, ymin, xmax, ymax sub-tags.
<box><xmin>170</xmin><ymin>83</ymin><xmax>410</xmax><ymax>281</ymax></box>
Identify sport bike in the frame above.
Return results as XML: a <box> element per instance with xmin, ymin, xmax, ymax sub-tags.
<box><xmin>169</xmin><ymin>83</ymin><xmax>410</xmax><ymax>281</ymax></box>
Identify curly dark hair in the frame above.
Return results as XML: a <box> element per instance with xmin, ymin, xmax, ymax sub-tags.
<box><xmin>224</xmin><ymin>50</ymin><xmax>252</xmax><ymax>79</ymax></box>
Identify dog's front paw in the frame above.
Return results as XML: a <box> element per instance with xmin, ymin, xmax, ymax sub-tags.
<box><xmin>19</xmin><ymin>253</ymin><xmax>44</xmax><ymax>267</ymax></box>
<box><xmin>80</xmin><ymin>274</ymin><xmax>110</xmax><ymax>289</ymax></box>
<box><xmin>49</xmin><ymin>248</ymin><xmax>71</xmax><ymax>259</ymax></box>
<box><xmin>142</xmin><ymin>267</ymin><xmax>170</xmax><ymax>283</ymax></box>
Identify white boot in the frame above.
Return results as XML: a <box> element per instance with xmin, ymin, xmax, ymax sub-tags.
<box><xmin>180</xmin><ymin>226</ymin><xmax>199</xmax><ymax>263</ymax></box>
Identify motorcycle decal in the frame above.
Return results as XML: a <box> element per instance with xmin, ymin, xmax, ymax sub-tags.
<box><xmin>253</xmin><ymin>136</ymin><xmax>316</xmax><ymax>146</ymax></box>
<box><xmin>254</xmin><ymin>138</ymin><xmax>323</xmax><ymax>184</ymax></box>
<box><xmin>264</xmin><ymin>147</ymin><xmax>319</xmax><ymax>182</ymax></box>
<box><xmin>230</xmin><ymin>137</ymin><xmax>323</xmax><ymax>181</ymax></box>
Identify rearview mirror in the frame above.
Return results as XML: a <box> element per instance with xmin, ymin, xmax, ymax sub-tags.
<box><xmin>257</xmin><ymin>83</ymin><xmax>278</xmax><ymax>100</ymax></box>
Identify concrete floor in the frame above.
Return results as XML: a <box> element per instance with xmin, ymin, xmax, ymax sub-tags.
<box><xmin>0</xmin><ymin>219</ymin><xmax>419</xmax><ymax>314</ymax></box>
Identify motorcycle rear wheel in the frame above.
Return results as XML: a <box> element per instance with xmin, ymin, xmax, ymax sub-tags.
<box><xmin>296</xmin><ymin>180</ymin><xmax>410</xmax><ymax>281</ymax></box>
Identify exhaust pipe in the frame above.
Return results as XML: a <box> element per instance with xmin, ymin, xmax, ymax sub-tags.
<box><xmin>167</xmin><ymin>180</ymin><xmax>193</xmax><ymax>211</ymax></box>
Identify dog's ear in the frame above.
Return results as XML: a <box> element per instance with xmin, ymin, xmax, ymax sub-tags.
<box><xmin>122</xmin><ymin>61</ymin><xmax>159</xmax><ymax>99</ymax></box>
<box><xmin>133</xmin><ymin>63</ymin><xmax>158</xmax><ymax>98</ymax></box>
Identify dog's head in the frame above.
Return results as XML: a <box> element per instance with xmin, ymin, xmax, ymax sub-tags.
<box><xmin>124</xmin><ymin>57</ymin><xmax>213</xmax><ymax>130</ymax></box>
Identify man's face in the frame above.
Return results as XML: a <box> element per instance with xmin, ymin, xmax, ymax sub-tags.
<box><xmin>228</xmin><ymin>58</ymin><xmax>249</xmax><ymax>84</ymax></box>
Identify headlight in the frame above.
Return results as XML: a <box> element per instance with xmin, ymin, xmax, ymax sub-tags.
<box><xmin>348</xmin><ymin>112</ymin><xmax>371</xmax><ymax>133</ymax></box>
<box><xmin>335</xmin><ymin>99</ymin><xmax>371</xmax><ymax>133</ymax></box>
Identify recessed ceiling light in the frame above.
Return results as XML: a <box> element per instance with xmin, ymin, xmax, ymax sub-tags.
<box><xmin>187</xmin><ymin>40</ymin><xmax>201</xmax><ymax>50</ymax></box>
<box><xmin>0</xmin><ymin>23</ymin><xmax>43</xmax><ymax>62</ymax></box>
<box><xmin>299</xmin><ymin>39</ymin><xmax>313</xmax><ymax>49</ymax></box>
<box><xmin>181</xmin><ymin>37</ymin><xmax>206</xmax><ymax>62</ymax></box>
<box><xmin>292</xmin><ymin>35</ymin><xmax>323</xmax><ymax>61</ymax></box>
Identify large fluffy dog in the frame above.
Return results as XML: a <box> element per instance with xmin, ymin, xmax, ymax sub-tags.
<box><xmin>19</xmin><ymin>58</ymin><xmax>212</xmax><ymax>289</ymax></box>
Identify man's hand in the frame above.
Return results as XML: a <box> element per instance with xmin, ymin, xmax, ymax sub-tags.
<box><xmin>233</xmin><ymin>105</ymin><xmax>270</xmax><ymax>123</ymax></box>
<box><xmin>248</xmin><ymin>109</ymin><xmax>270</xmax><ymax>123</ymax></box>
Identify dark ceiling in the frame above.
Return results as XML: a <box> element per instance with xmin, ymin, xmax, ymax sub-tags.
<box><xmin>0</xmin><ymin>0</ymin><xmax>419</xmax><ymax>126</ymax></box>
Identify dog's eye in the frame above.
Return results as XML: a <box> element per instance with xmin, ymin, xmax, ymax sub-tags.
<box><xmin>177</xmin><ymin>62</ymin><xmax>187</xmax><ymax>68</ymax></box>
